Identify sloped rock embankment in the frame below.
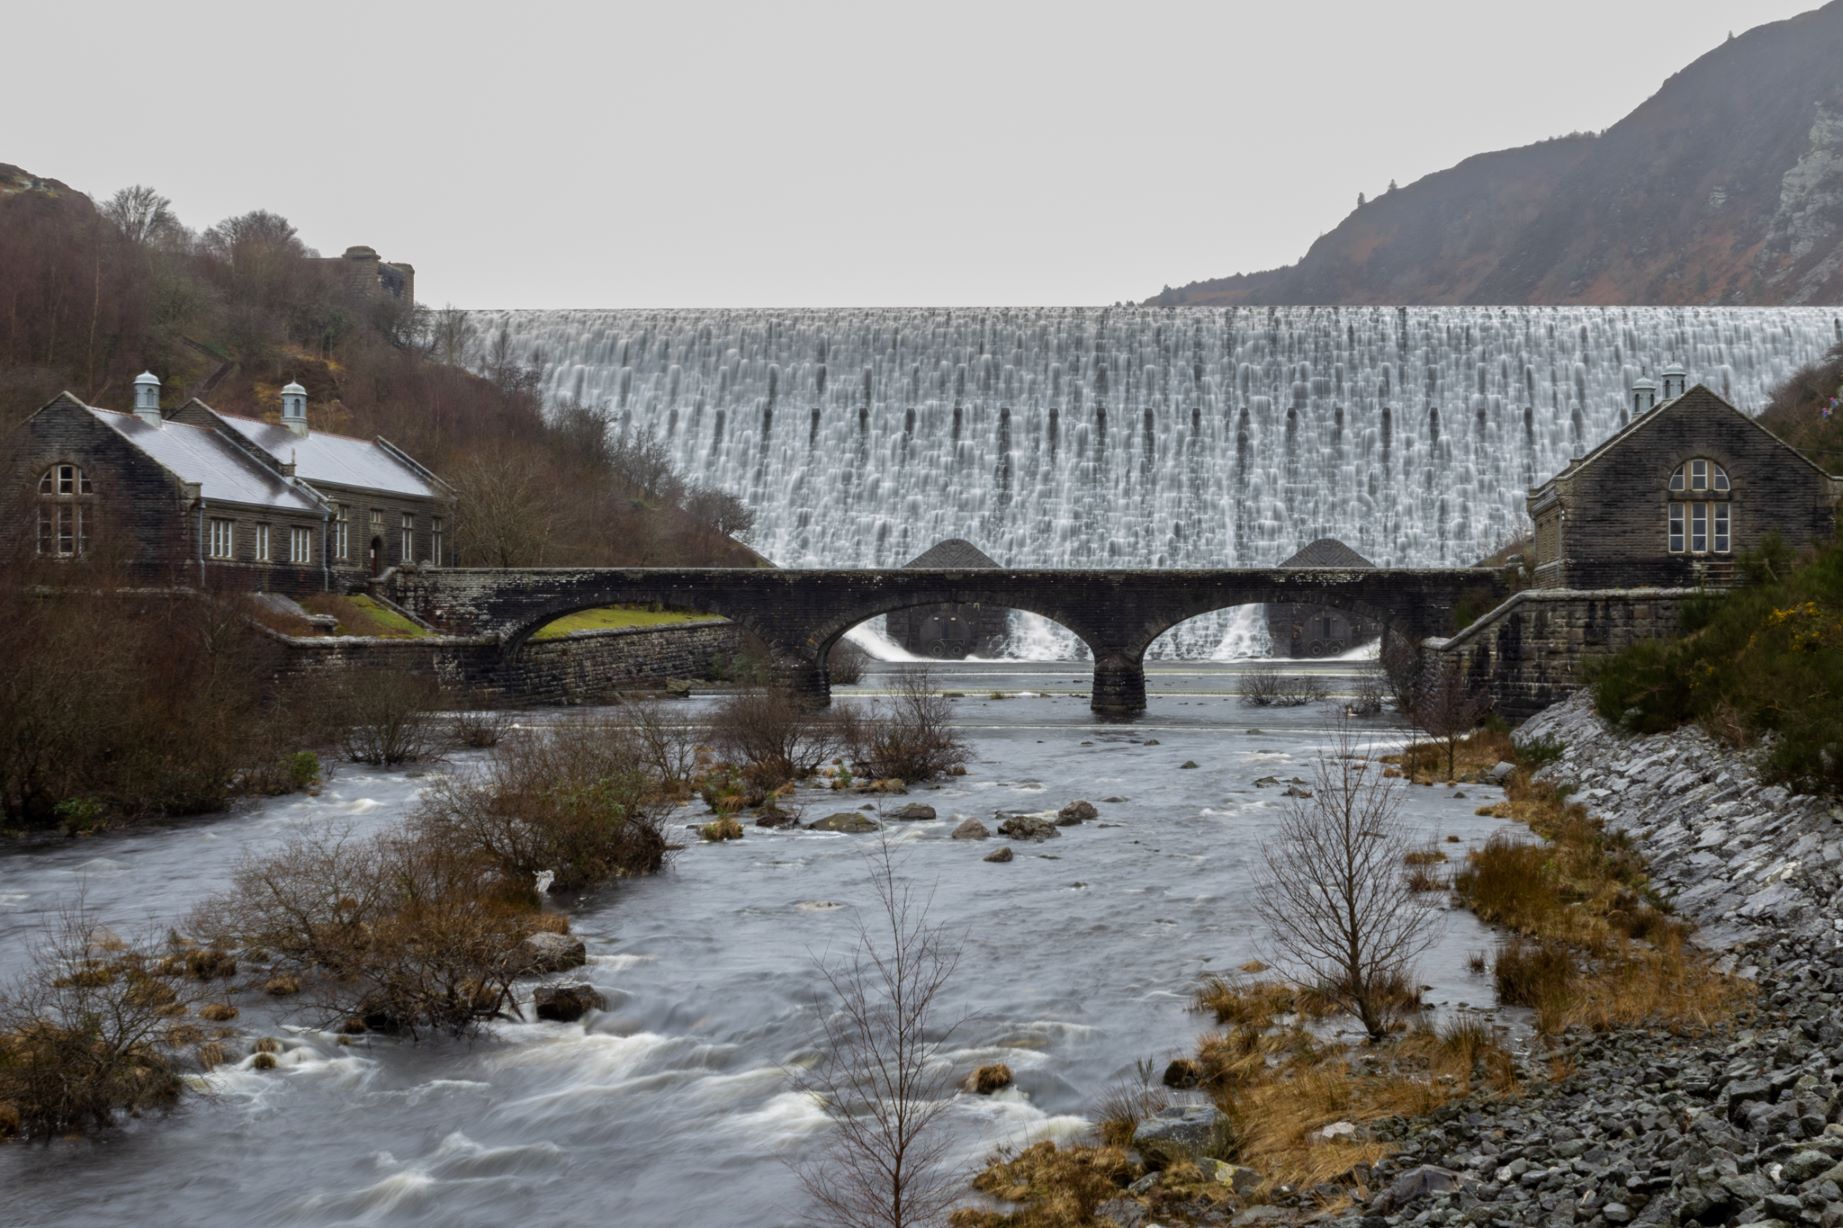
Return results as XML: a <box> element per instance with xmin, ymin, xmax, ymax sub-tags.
<box><xmin>1340</xmin><ymin>692</ymin><xmax>1843</xmax><ymax>1228</ymax></box>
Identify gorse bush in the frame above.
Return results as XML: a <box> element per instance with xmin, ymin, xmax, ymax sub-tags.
<box><xmin>1590</xmin><ymin>533</ymin><xmax>1843</xmax><ymax>795</ymax></box>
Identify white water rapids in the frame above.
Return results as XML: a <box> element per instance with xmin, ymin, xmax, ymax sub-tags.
<box><xmin>466</xmin><ymin>306</ymin><xmax>1841</xmax><ymax>658</ymax></box>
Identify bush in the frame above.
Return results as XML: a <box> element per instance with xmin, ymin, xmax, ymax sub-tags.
<box><xmin>1590</xmin><ymin>533</ymin><xmax>1843</xmax><ymax>795</ymax></box>
<box><xmin>334</xmin><ymin>668</ymin><xmax>443</xmax><ymax>766</ymax></box>
<box><xmin>1239</xmin><ymin>667</ymin><xmax>1330</xmax><ymax>708</ymax></box>
<box><xmin>413</xmin><ymin>719</ymin><xmax>669</xmax><ymax>893</ymax></box>
<box><xmin>842</xmin><ymin>668</ymin><xmax>968</xmax><ymax>783</ymax></box>
<box><xmin>827</xmin><ymin>640</ymin><xmax>869</xmax><ymax>686</ymax></box>
<box><xmin>196</xmin><ymin>824</ymin><xmax>545</xmax><ymax>1036</ymax></box>
<box><xmin>449</xmin><ymin>709</ymin><xmax>510</xmax><ymax>749</ymax></box>
<box><xmin>707</xmin><ymin>687</ymin><xmax>844</xmax><ymax>786</ymax></box>
<box><xmin>0</xmin><ymin>913</ymin><xmax>198</xmax><ymax>1140</ymax></box>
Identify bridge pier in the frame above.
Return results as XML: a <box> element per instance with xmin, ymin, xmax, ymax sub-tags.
<box><xmin>777</xmin><ymin>656</ymin><xmax>830</xmax><ymax>708</ymax></box>
<box><xmin>1090</xmin><ymin>653</ymin><xmax>1147</xmax><ymax>718</ymax></box>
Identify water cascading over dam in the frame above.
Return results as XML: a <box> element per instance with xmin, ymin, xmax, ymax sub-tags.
<box><xmin>465</xmin><ymin>306</ymin><xmax>1841</xmax><ymax>657</ymax></box>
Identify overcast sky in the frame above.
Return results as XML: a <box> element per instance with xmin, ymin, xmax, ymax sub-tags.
<box><xmin>5</xmin><ymin>0</ymin><xmax>1819</xmax><ymax>308</ymax></box>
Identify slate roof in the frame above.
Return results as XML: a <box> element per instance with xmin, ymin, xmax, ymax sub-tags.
<box><xmin>86</xmin><ymin>405</ymin><xmax>323</xmax><ymax>514</ymax></box>
<box><xmin>205</xmin><ymin>408</ymin><xmax>441</xmax><ymax>499</ymax></box>
<box><xmin>1279</xmin><ymin>538</ymin><xmax>1375</xmax><ymax>569</ymax></box>
<box><xmin>904</xmin><ymin>538</ymin><xmax>1000</xmax><ymax>568</ymax></box>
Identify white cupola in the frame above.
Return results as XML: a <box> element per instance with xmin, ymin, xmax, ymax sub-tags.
<box><xmin>1660</xmin><ymin>364</ymin><xmax>1688</xmax><ymax>401</ymax></box>
<box><xmin>280</xmin><ymin>380</ymin><xmax>309</xmax><ymax>437</ymax></box>
<box><xmin>132</xmin><ymin>370</ymin><xmax>162</xmax><ymax>426</ymax></box>
<box><xmin>1631</xmin><ymin>378</ymin><xmax>1659</xmax><ymax>416</ymax></box>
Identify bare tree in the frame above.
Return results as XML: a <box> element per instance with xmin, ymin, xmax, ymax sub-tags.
<box><xmin>1255</xmin><ymin>729</ymin><xmax>1441</xmax><ymax>1042</ymax></box>
<box><xmin>797</xmin><ymin>843</ymin><xmax>963</xmax><ymax>1228</ymax></box>
<box><xmin>452</xmin><ymin>453</ymin><xmax>557</xmax><ymax>566</ymax></box>
<box><xmin>101</xmin><ymin>185</ymin><xmax>179</xmax><ymax>249</ymax></box>
<box><xmin>1409</xmin><ymin>666</ymin><xmax>1494</xmax><ymax>782</ymax></box>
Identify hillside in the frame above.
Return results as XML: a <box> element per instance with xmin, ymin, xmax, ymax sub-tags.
<box><xmin>0</xmin><ymin>164</ymin><xmax>759</xmax><ymax>568</ymax></box>
<box><xmin>1152</xmin><ymin>1</ymin><xmax>1843</xmax><ymax>307</ymax></box>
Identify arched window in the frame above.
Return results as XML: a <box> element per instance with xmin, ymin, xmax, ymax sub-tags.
<box><xmin>1667</xmin><ymin>459</ymin><xmax>1730</xmax><ymax>555</ymax></box>
<box><xmin>36</xmin><ymin>463</ymin><xmax>93</xmax><ymax>558</ymax></box>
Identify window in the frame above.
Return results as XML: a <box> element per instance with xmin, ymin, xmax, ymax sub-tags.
<box><xmin>290</xmin><ymin>526</ymin><xmax>312</xmax><ymax>564</ymax></box>
<box><xmin>36</xmin><ymin>464</ymin><xmax>94</xmax><ymax>558</ymax></box>
<box><xmin>430</xmin><ymin>517</ymin><xmax>444</xmax><ymax>565</ymax></box>
<box><xmin>334</xmin><ymin>505</ymin><xmax>350</xmax><ymax>561</ymax></box>
<box><xmin>1667</xmin><ymin>459</ymin><xmax>1733</xmax><ymax>556</ymax></box>
<box><xmin>400</xmin><ymin>513</ymin><xmax>415</xmax><ymax>562</ymax></box>
<box><xmin>209</xmin><ymin>518</ymin><xmax>235</xmax><ymax>559</ymax></box>
<box><xmin>254</xmin><ymin>524</ymin><xmax>271</xmax><ymax>562</ymax></box>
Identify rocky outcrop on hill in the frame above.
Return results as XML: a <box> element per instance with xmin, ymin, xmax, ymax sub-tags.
<box><xmin>1152</xmin><ymin>3</ymin><xmax>1843</xmax><ymax>307</ymax></box>
<box><xmin>1335</xmin><ymin>693</ymin><xmax>1843</xmax><ymax>1227</ymax></box>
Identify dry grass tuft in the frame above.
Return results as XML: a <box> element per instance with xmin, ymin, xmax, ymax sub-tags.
<box><xmin>198</xmin><ymin>1002</ymin><xmax>239</xmax><ymax>1023</ymax></box>
<box><xmin>699</xmin><ymin>816</ymin><xmax>745</xmax><ymax>842</ymax></box>
<box><xmin>263</xmin><ymin>975</ymin><xmax>301</xmax><ymax>997</ymax></box>
<box><xmin>951</xmin><ymin>1141</ymin><xmax>1137</xmax><ymax>1228</ymax></box>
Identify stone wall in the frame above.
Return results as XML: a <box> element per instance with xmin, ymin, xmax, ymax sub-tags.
<box><xmin>273</xmin><ymin>621</ymin><xmax>741</xmax><ymax>704</ymax></box>
<box><xmin>1422</xmin><ymin>588</ymin><xmax>1703</xmax><ymax>722</ymax></box>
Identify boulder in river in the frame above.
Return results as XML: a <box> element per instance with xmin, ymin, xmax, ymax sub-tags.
<box><xmin>534</xmin><ymin>982</ymin><xmax>606</xmax><ymax>1022</ymax></box>
<box><xmin>1180</xmin><ymin>760</ymin><xmax>1200</xmax><ymax>770</ymax></box>
<box><xmin>810</xmin><ymin>812</ymin><xmax>880</xmax><ymax>834</ymax></box>
<box><xmin>891</xmin><ymin>802</ymin><xmax>937</xmax><ymax>821</ymax></box>
<box><xmin>1056</xmin><ymin>800</ymin><xmax>1098</xmax><ymax>825</ymax></box>
<box><xmin>983</xmin><ymin>846</ymin><xmax>1014</xmax><ymax>863</ymax></box>
<box><xmin>522</xmin><ymin>932</ymin><xmax>587</xmax><ymax>974</ymax></box>
<box><xmin>998</xmin><ymin>814</ymin><xmax>1060</xmax><ymax>841</ymax></box>
<box><xmin>951</xmin><ymin>818</ymin><xmax>991</xmax><ymax>840</ymax></box>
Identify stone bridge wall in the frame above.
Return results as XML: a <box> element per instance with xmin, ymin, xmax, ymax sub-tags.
<box><xmin>1423</xmin><ymin>588</ymin><xmax>1703</xmax><ymax>722</ymax></box>
<box><xmin>272</xmin><ymin>622</ymin><xmax>741</xmax><ymax>705</ymax></box>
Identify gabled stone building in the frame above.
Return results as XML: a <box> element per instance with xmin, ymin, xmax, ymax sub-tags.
<box><xmin>1265</xmin><ymin>538</ymin><xmax>1381</xmax><ymax>656</ymax></box>
<box><xmin>1527</xmin><ymin>377</ymin><xmax>1842</xmax><ymax>589</ymax></box>
<box><xmin>886</xmin><ymin>538</ymin><xmax>1010</xmax><ymax>658</ymax></box>
<box><xmin>8</xmin><ymin>374</ymin><xmax>453</xmax><ymax>593</ymax></box>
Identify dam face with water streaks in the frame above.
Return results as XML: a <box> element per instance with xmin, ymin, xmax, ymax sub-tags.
<box><xmin>465</xmin><ymin>306</ymin><xmax>1840</xmax><ymax>656</ymax></box>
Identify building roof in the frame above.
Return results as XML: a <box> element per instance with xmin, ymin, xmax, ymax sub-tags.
<box><xmin>84</xmin><ymin>403</ymin><xmax>323</xmax><ymax>514</ymax></box>
<box><xmin>904</xmin><ymin>538</ymin><xmax>1000</xmax><ymax>568</ymax></box>
<box><xmin>1529</xmin><ymin>384</ymin><xmax>1837</xmax><ymax>501</ymax></box>
<box><xmin>1279</xmin><ymin>538</ymin><xmax>1375</xmax><ymax>568</ymax></box>
<box><xmin>204</xmin><ymin>408</ymin><xmax>442</xmax><ymax>499</ymax></box>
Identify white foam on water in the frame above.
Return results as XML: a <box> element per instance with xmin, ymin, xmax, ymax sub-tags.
<box><xmin>843</xmin><ymin>618</ymin><xmax>921</xmax><ymax>661</ymax></box>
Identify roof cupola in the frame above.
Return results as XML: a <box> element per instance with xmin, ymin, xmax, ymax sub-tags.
<box><xmin>280</xmin><ymin>380</ymin><xmax>309</xmax><ymax>437</ymax></box>
<box><xmin>132</xmin><ymin>371</ymin><xmax>162</xmax><ymax>426</ymax></box>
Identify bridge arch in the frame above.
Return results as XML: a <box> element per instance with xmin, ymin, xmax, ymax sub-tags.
<box><xmin>1141</xmin><ymin>588</ymin><xmax>1398</xmax><ymax>661</ymax></box>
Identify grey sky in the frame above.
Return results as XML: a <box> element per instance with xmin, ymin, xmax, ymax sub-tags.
<box><xmin>5</xmin><ymin>0</ymin><xmax>1817</xmax><ymax>308</ymax></box>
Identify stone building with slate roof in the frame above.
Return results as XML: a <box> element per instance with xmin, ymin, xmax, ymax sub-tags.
<box><xmin>886</xmin><ymin>538</ymin><xmax>1010</xmax><ymax>658</ymax></box>
<box><xmin>1265</xmin><ymin>538</ymin><xmax>1381</xmax><ymax>657</ymax></box>
<box><xmin>7</xmin><ymin>373</ymin><xmax>452</xmax><ymax>594</ymax></box>
<box><xmin>1527</xmin><ymin>381</ymin><xmax>1842</xmax><ymax>590</ymax></box>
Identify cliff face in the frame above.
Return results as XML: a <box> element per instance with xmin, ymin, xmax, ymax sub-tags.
<box><xmin>1153</xmin><ymin>2</ymin><xmax>1843</xmax><ymax>307</ymax></box>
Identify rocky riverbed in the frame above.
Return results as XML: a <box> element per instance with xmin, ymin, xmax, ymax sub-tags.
<box><xmin>1333</xmin><ymin>693</ymin><xmax>1843</xmax><ymax>1228</ymax></box>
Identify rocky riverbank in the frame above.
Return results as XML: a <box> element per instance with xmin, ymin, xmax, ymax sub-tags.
<box><xmin>1336</xmin><ymin>692</ymin><xmax>1843</xmax><ymax>1228</ymax></box>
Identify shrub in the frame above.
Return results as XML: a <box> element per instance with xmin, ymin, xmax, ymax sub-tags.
<box><xmin>1239</xmin><ymin>667</ymin><xmax>1329</xmax><ymax>707</ymax></box>
<box><xmin>449</xmin><ymin>709</ymin><xmax>510</xmax><ymax>749</ymax></box>
<box><xmin>617</xmin><ymin>698</ymin><xmax>703</xmax><ymax>796</ymax></box>
<box><xmin>0</xmin><ymin>912</ymin><xmax>197</xmax><ymax>1140</ymax></box>
<box><xmin>1590</xmin><ymin>533</ymin><xmax>1843</xmax><ymax>796</ymax></box>
<box><xmin>707</xmin><ymin>687</ymin><xmax>843</xmax><ymax>786</ymax></box>
<box><xmin>827</xmin><ymin>640</ymin><xmax>869</xmax><ymax>686</ymax></box>
<box><xmin>843</xmin><ymin>668</ymin><xmax>968</xmax><ymax>783</ymax></box>
<box><xmin>413</xmin><ymin>719</ymin><xmax>669</xmax><ymax>893</ymax></box>
<box><xmin>196</xmin><ymin>824</ymin><xmax>546</xmax><ymax>1037</ymax></box>
<box><xmin>334</xmin><ymin>668</ymin><xmax>444</xmax><ymax>766</ymax></box>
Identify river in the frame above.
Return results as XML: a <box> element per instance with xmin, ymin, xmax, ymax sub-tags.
<box><xmin>0</xmin><ymin>662</ymin><xmax>1511</xmax><ymax>1228</ymax></box>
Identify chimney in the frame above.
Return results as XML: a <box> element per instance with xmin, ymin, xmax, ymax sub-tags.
<box><xmin>1631</xmin><ymin>377</ymin><xmax>1659</xmax><ymax>416</ymax></box>
<box><xmin>132</xmin><ymin>370</ymin><xmax>163</xmax><ymax>426</ymax></box>
<box><xmin>280</xmin><ymin>380</ymin><xmax>309</xmax><ymax>437</ymax></box>
<box><xmin>1660</xmin><ymin>364</ymin><xmax>1688</xmax><ymax>401</ymax></box>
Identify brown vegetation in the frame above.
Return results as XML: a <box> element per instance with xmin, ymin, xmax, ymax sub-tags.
<box><xmin>841</xmin><ymin>668</ymin><xmax>969</xmax><ymax>783</ymax></box>
<box><xmin>0</xmin><ymin>912</ymin><xmax>201</xmax><ymax>1141</ymax></box>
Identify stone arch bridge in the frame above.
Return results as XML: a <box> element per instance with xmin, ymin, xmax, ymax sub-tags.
<box><xmin>384</xmin><ymin>566</ymin><xmax>1509</xmax><ymax>716</ymax></box>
